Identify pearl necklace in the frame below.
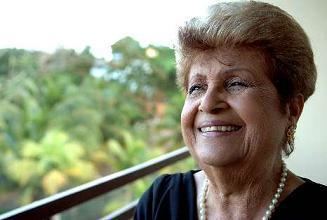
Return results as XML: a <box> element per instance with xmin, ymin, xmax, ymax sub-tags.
<box><xmin>199</xmin><ymin>161</ymin><xmax>288</xmax><ymax>220</ymax></box>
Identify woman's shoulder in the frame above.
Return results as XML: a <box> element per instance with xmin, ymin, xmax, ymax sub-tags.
<box><xmin>134</xmin><ymin>170</ymin><xmax>199</xmax><ymax>220</ymax></box>
<box><xmin>150</xmin><ymin>169</ymin><xmax>199</xmax><ymax>189</ymax></box>
<box><xmin>294</xmin><ymin>178</ymin><xmax>327</xmax><ymax>199</ymax></box>
<box><xmin>299</xmin><ymin>178</ymin><xmax>327</xmax><ymax>199</ymax></box>
<box><xmin>304</xmin><ymin>178</ymin><xmax>327</xmax><ymax>189</ymax></box>
<box><xmin>140</xmin><ymin>169</ymin><xmax>199</xmax><ymax>201</ymax></box>
<box><xmin>274</xmin><ymin>178</ymin><xmax>327</xmax><ymax>219</ymax></box>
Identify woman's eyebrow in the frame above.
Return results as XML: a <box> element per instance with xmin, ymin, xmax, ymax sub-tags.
<box><xmin>189</xmin><ymin>73</ymin><xmax>206</xmax><ymax>81</ymax></box>
<box><xmin>220</xmin><ymin>67</ymin><xmax>254</xmax><ymax>75</ymax></box>
<box><xmin>188</xmin><ymin>67</ymin><xmax>255</xmax><ymax>84</ymax></box>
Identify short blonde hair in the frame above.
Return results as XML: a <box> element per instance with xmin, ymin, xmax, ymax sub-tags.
<box><xmin>176</xmin><ymin>1</ymin><xmax>317</xmax><ymax>156</ymax></box>
<box><xmin>176</xmin><ymin>1</ymin><xmax>316</xmax><ymax>103</ymax></box>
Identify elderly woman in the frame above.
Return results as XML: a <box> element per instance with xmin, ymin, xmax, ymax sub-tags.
<box><xmin>134</xmin><ymin>1</ymin><xmax>327</xmax><ymax>220</ymax></box>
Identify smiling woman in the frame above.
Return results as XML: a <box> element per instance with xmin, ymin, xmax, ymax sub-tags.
<box><xmin>134</xmin><ymin>1</ymin><xmax>327</xmax><ymax>220</ymax></box>
<box><xmin>182</xmin><ymin>48</ymin><xmax>286</xmax><ymax>169</ymax></box>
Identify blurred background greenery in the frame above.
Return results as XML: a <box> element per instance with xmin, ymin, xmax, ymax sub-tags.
<box><xmin>0</xmin><ymin>36</ymin><xmax>195</xmax><ymax>218</ymax></box>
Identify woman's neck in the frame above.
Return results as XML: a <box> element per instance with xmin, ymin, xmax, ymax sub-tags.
<box><xmin>204</xmin><ymin>158</ymin><xmax>282</xmax><ymax>196</ymax></box>
<box><xmin>196</xmin><ymin>158</ymin><xmax>284</xmax><ymax>219</ymax></box>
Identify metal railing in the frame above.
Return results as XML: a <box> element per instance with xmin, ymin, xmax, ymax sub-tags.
<box><xmin>0</xmin><ymin>147</ymin><xmax>190</xmax><ymax>220</ymax></box>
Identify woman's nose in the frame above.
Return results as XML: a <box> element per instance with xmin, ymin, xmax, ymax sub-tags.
<box><xmin>198</xmin><ymin>89</ymin><xmax>228</xmax><ymax>114</ymax></box>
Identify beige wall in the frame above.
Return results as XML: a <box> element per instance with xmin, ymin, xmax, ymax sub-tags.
<box><xmin>263</xmin><ymin>0</ymin><xmax>327</xmax><ymax>184</ymax></box>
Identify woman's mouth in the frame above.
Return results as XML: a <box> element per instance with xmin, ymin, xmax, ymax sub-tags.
<box><xmin>199</xmin><ymin>125</ymin><xmax>242</xmax><ymax>133</ymax></box>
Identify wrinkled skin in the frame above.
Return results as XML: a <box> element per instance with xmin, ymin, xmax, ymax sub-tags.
<box><xmin>181</xmin><ymin>48</ymin><xmax>290</xmax><ymax>168</ymax></box>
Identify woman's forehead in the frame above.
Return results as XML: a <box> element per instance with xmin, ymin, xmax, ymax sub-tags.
<box><xmin>188</xmin><ymin>48</ymin><xmax>268</xmax><ymax>79</ymax></box>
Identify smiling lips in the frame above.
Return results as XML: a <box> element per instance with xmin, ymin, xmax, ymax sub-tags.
<box><xmin>199</xmin><ymin>125</ymin><xmax>241</xmax><ymax>133</ymax></box>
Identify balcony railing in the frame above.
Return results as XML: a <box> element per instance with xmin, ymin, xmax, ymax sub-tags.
<box><xmin>0</xmin><ymin>147</ymin><xmax>190</xmax><ymax>220</ymax></box>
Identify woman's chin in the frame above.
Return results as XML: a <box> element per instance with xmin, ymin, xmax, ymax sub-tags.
<box><xmin>196</xmin><ymin>151</ymin><xmax>242</xmax><ymax>168</ymax></box>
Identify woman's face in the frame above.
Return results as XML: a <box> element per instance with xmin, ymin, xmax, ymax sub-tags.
<box><xmin>181</xmin><ymin>48</ymin><xmax>289</xmax><ymax>167</ymax></box>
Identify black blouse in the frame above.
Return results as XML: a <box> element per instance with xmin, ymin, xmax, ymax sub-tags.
<box><xmin>134</xmin><ymin>170</ymin><xmax>327</xmax><ymax>220</ymax></box>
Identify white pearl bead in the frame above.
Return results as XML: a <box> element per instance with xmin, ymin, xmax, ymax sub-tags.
<box><xmin>272</xmin><ymin>198</ymin><xmax>278</xmax><ymax>204</ymax></box>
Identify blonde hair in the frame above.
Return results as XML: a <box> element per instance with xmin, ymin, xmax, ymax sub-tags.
<box><xmin>176</xmin><ymin>1</ymin><xmax>316</xmax><ymax>103</ymax></box>
<box><xmin>176</xmin><ymin>1</ymin><xmax>317</xmax><ymax>156</ymax></box>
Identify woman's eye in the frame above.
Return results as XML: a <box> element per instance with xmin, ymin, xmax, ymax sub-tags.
<box><xmin>188</xmin><ymin>84</ymin><xmax>203</xmax><ymax>95</ymax></box>
<box><xmin>225</xmin><ymin>78</ymin><xmax>250</xmax><ymax>93</ymax></box>
<box><xmin>230</xmin><ymin>81</ymin><xmax>247</xmax><ymax>87</ymax></box>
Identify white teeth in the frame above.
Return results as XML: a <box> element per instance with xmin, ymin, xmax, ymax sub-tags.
<box><xmin>200</xmin><ymin>125</ymin><xmax>240</xmax><ymax>132</ymax></box>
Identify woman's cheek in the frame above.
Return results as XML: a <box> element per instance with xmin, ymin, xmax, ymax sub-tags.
<box><xmin>181</xmin><ymin>100</ymin><xmax>197</xmax><ymax>146</ymax></box>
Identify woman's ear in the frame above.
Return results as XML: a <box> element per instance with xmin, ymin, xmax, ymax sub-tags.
<box><xmin>287</xmin><ymin>93</ymin><xmax>304</xmax><ymax>123</ymax></box>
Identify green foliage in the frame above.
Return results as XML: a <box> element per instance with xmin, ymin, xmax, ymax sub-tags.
<box><xmin>109</xmin><ymin>37</ymin><xmax>178</xmax><ymax>100</ymax></box>
<box><xmin>0</xmin><ymin>37</ymin><xmax>191</xmax><ymax>217</ymax></box>
<box><xmin>107</xmin><ymin>131</ymin><xmax>164</xmax><ymax>171</ymax></box>
<box><xmin>41</xmin><ymin>47</ymin><xmax>94</xmax><ymax>76</ymax></box>
<box><xmin>0</xmin><ymin>49</ymin><xmax>40</xmax><ymax>77</ymax></box>
<box><xmin>4</xmin><ymin>130</ymin><xmax>98</xmax><ymax>204</ymax></box>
